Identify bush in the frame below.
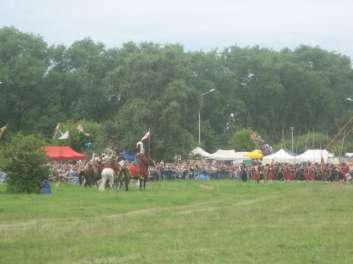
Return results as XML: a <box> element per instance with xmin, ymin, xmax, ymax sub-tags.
<box><xmin>2</xmin><ymin>134</ymin><xmax>49</xmax><ymax>193</ymax></box>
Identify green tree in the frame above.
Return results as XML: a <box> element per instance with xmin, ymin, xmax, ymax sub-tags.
<box><xmin>228</xmin><ymin>128</ymin><xmax>256</xmax><ymax>151</ymax></box>
<box><xmin>52</xmin><ymin>120</ymin><xmax>104</xmax><ymax>152</ymax></box>
<box><xmin>0</xmin><ymin>27</ymin><xmax>49</xmax><ymax>132</ymax></box>
<box><xmin>2</xmin><ymin>134</ymin><xmax>49</xmax><ymax>193</ymax></box>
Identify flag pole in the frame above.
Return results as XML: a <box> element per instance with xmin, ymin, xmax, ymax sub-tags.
<box><xmin>148</xmin><ymin>128</ymin><xmax>151</xmax><ymax>162</ymax></box>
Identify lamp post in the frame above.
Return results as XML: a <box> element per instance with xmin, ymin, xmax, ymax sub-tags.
<box><xmin>290</xmin><ymin>126</ymin><xmax>294</xmax><ymax>153</ymax></box>
<box><xmin>198</xmin><ymin>88</ymin><xmax>215</xmax><ymax>145</ymax></box>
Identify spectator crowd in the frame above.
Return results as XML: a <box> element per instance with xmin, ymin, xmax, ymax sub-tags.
<box><xmin>152</xmin><ymin>160</ymin><xmax>353</xmax><ymax>182</ymax></box>
<box><xmin>44</xmin><ymin>158</ymin><xmax>353</xmax><ymax>185</ymax></box>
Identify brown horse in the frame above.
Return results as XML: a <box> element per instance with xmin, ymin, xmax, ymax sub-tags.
<box><xmin>136</xmin><ymin>153</ymin><xmax>149</xmax><ymax>190</ymax></box>
<box><xmin>115</xmin><ymin>162</ymin><xmax>130</xmax><ymax>191</ymax></box>
<box><xmin>79</xmin><ymin>161</ymin><xmax>100</xmax><ymax>187</ymax></box>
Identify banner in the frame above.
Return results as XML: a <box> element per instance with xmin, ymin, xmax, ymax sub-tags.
<box><xmin>141</xmin><ymin>131</ymin><xmax>150</xmax><ymax>141</ymax></box>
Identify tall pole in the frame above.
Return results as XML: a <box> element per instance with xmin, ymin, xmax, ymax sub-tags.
<box><xmin>198</xmin><ymin>110</ymin><xmax>201</xmax><ymax>145</ymax></box>
<box><xmin>148</xmin><ymin>128</ymin><xmax>151</xmax><ymax>160</ymax></box>
<box><xmin>198</xmin><ymin>88</ymin><xmax>215</xmax><ymax>146</ymax></box>
<box><xmin>290</xmin><ymin>127</ymin><xmax>294</xmax><ymax>153</ymax></box>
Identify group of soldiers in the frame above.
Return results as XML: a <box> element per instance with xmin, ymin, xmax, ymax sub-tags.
<box><xmin>152</xmin><ymin>160</ymin><xmax>353</xmax><ymax>182</ymax></box>
<box><xmin>241</xmin><ymin>162</ymin><xmax>352</xmax><ymax>182</ymax></box>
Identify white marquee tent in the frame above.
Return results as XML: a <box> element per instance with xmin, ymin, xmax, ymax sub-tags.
<box><xmin>295</xmin><ymin>149</ymin><xmax>330</xmax><ymax>163</ymax></box>
<box><xmin>262</xmin><ymin>149</ymin><xmax>296</xmax><ymax>164</ymax></box>
<box><xmin>208</xmin><ymin>149</ymin><xmax>249</xmax><ymax>161</ymax></box>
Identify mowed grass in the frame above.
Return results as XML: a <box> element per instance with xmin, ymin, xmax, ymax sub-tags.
<box><xmin>1</xmin><ymin>181</ymin><xmax>353</xmax><ymax>264</ymax></box>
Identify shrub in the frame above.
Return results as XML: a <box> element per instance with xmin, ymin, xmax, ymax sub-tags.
<box><xmin>2</xmin><ymin>134</ymin><xmax>49</xmax><ymax>193</ymax></box>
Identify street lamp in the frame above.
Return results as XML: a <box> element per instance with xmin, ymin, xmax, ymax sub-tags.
<box><xmin>198</xmin><ymin>88</ymin><xmax>216</xmax><ymax>145</ymax></box>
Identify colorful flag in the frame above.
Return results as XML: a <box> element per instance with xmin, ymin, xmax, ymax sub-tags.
<box><xmin>77</xmin><ymin>124</ymin><xmax>90</xmax><ymax>136</ymax></box>
<box><xmin>58</xmin><ymin>131</ymin><xmax>69</xmax><ymax>140</ymax></box>
<box><xmin>141</xmin><ymin>130</ymin><xmax>150</xmax><ymax>141</ymax></box>
<box><xmin>53</xmin><ymin>123</ymin><xmax>62</xmax><ymax>139</ymax></box>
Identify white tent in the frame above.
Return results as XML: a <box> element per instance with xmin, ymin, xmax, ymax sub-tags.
<box><xmin>295</xmin><ymin>149</ymin><xmax>329</xmax><ymax>163</ymax></box>
<box><xmin>189</xmin><ymin>147</ymin><xmax>211</xmax><ymax>158</ymax></box>
<box><xmin>262</xmin><ymin>149</ymin><xmax>296</xmax><ymax>164</ymax></box>
<box><xmin>208</xmin><ymin>149</ymin><xmax>248</xmax><ymax>161</ymax></box>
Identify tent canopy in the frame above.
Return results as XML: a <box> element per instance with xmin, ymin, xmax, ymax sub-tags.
<box><xmin>247</xmin><ymin>149</ymin><xmax>263</xmax><ymax>159</ymax></box>
<box><xmin>44</xmin><ymin>146</ymin><xmax>87</xmax><ymax>161</ymax></box>
<box><xmin>189</xmin><ymin>147</ymin><xmax>211</xmax><ymax>158</ymax></box>
<box><xmin>295</xmin><ymin>149</ymin><xmax>329</xmax><ymax>164</ymax></box>
<box><xmin>208</xmin><ymin>149</ymin><xmax>249</xmax><ymax>161</ymax></box>
<box><xmin>262</xmin><ymin>149</ymin><xmax>296</xmax><ymax>164</ymax></box>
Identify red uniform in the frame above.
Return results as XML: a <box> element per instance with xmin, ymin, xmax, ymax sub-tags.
<box><xmin>267</xmin><ymin>165</ymin><xmax>275</xmax><ymax>180</ymax></box>
<box><xmin>284</xmin><ymin>166</ymin><xmax>294</xmax><ymax>181</ymax></box>
<box><xmin>251</xmin><ymin>167</ymin><xmax>261</xmax><ymax>181</ymax></box>
<box><xmin>305</xmin><ymin>166</ymin><xmax>315</xmax><ymax>181</ymax></box>
<box><xmin>102</xmin><ymin>162</ymin><xmax>119</xmax><ymax>174</ymax></box>
<box><xmin>136</xmin><ymin>153</ymin><xmax>149</xmax><ymax>178</ymax></box>
<box><xmin>341</xmin><ymin>165</ymin><xmax>351</xmax><ymax>181</ymax></box>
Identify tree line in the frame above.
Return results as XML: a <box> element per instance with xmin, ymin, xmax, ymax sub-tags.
<box><xmin>1</xmin><ymin>26</ymin><xmax>353</xmax><ymax>160</ymax></box>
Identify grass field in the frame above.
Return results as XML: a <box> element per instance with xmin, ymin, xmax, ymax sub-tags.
<box><xmin>1</xmin><ymin>180</ymin><xmax>353</xmax><ymax>264</ymax></box>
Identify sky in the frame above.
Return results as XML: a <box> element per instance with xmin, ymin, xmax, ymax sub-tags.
<box><xmin>1</xmin><ymin>0</ymin><xmax>353</xmax><ymax>58</ymax></box>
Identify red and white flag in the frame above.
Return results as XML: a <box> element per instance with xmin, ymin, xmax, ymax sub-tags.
<box><xmin>141</xmin><ymin>130</ymin><xmax>150</xmax><ymax>141</ymax></box>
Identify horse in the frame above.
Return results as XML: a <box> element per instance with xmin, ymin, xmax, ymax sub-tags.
<box><xmin>114</xmin><ymin>159</ymin><xmax>130</xmax><ymax>191</ymax></box>
<box><xmin>135</xmin><ymin>152</ymin><xmax>149</xmax><ymax>190</ymax></box>
<box><xmin>98</xmin><ymin>167</ymin><xmax>115</xmax><ymax>191</ymax></box>
<box><xmin>126</xmin><ymin>162</ymin><xmax>148</xmax><ymax>190</ymax></box>
<box><xmin>115</xmin><ymin>168</ymin><xmax>130</xmax><ymax>191</ymax></box>
<box><xmin>79</xmin><ymin>161</ymin><xmax>100</xmax><ymax>187</ymax></box>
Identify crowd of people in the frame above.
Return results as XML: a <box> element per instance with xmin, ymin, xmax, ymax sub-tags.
<box><xmin>46</xmin><ymin>156</ymin><xmax>353</xmax><ymax>185</ymax></box>
<box><xmin>49</xmin><ymin>161</ymin><xmax>84</xmax><ymax>184</ymax></box>
<box><xmin>152</xmin><ymin>160</ymin><xmax>353</xmax><ymax>182</ymax></box>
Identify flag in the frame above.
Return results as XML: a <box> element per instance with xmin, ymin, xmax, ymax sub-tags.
<box><xmin>77</xmin><ymin>124</ymin><xmax>90</xmax><ymax>136</ymax></box>
<box><xmin>58</xmin><ymin>131</ymin><xmax>69</xmax><ymax>140</ymax></box>
<box><xmin>0</xmin><ymin>124</ymin><xmax>8</xmax><ymax>139</ymax></box>
<box><xmin>141</xmin><ymin>130</ymin><xmax>150</xmax><ymax>141</ymax></box>
<box><xmin>53</xmin><ymin>123</ymin><xmax>62</xmax><ymax>139</ymax></box>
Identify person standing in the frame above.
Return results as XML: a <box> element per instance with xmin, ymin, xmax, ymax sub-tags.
<box><xmin>251</xmin><ymin>165</ymin><xmax>260</xmax><ymax>183</ymax></box>
<box><xmin>240</xmin><ymin>164</ymin><xmax>247</xmax><ymax>182</ymax></box>
<box><xmin>267</xmin><ymin>164</ymin><xmax>276</xmax><ymax>181</ymax></box>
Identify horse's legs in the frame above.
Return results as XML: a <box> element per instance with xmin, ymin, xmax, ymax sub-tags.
<box><xmin>125</xmin><ymin>178</ymin><xmax>129</xmax><ymax>191</ymax></box>
<box><xmin>108</xmin><ymin>175</ymin><xmax>114</xmax><ymax>189</ymax></box>
<box><xmin>98</xmin><ymin>176</ymin><xmax>106</xmax><ymax>191</ymax></box>
<box><xmin>114</xmin><ymin>174</ymin><xmax>119</xmax><ymax>190</ymax></box>
<box><xmin>124</xmin><ymin>170</ymin><xmax>129</xmax><ymax>191</ymax></box>
<box><xmin>139</xmin><ymin>176</ymin><xmax>143</xmax><ymax>190</ymax></box>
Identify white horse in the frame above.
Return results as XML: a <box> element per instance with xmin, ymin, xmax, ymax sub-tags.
<box><xmin>98</xmin><ymin>168</ymin><xmax>115</xmax><ymax>191</ymax></box>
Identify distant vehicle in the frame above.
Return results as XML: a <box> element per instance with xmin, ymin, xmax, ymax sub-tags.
<box><xmin>0</xmin><ymin>171</ymin><xmax>7</xmax><ymax>184</ymax></box>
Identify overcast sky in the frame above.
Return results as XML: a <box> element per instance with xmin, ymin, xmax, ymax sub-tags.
<box><xmin>1</xmin><ymin>0</ymin><xmax>353</xmax><ymax>58</ymax></box>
